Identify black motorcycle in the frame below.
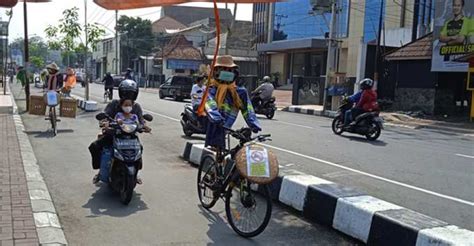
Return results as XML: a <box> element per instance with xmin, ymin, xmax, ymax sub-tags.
<box><xmin>331</xmin><ymin>98</ymin><xmax>383</xmax><ymax>141</ymax></box>
<box><xmin>251</xmin><ymin>91</ymin><xmax>276</xmax><ymax>119</ymax></box>
<box><xmin>95</xmin><ymin>112</ymin><xmax>153</xmax><ymax>204</ymax></box>
<box><xmin>180</xmin><ymin>104</ymin><xmax>206</xmax><ymax>137</ymax></box>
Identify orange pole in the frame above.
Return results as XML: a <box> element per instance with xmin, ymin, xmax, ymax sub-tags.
<box><xmin>197</xmin><ymin>0</ymin><xmax>221</xmax><ymax>116</ymax></box>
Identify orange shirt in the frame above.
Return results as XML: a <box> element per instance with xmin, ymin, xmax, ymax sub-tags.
<box><xmin>65</xmin><ymin>75</ymin><xmax>77</xmax><ymax>88</ymax></box>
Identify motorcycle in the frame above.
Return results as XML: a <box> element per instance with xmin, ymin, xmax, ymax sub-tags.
<box><xmin>331</xmin><ymin>97</ymin><xmax>384</xmax><ymax>141</ymax></box>
<box><xmin>180</xmin><ymin>104</ymin><xmax>206</xmax><ymax>137</ymax></box>
<box><xmin>251</xmin><ymin>91</ymin><xmax>276</xmax><ymax>119</ymax></box>
<box><xmin>34</xmin><ymin>76</ymin><xmax>42</xmax><ymax>88</ymax></box>
<box><xmin>95</xmin><ymin>112</ymin><xmax>153</xmax><ymax>205</ymax></box>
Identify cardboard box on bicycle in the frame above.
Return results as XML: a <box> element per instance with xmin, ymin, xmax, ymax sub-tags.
<box><xmin>29</xmin><ymin>95</ymin><xmax>47</xmax><ymax>116</ymax></box>
<box><xmin>59</xmin><ymin>97</ymin><xmax>77</xmax><ymax>118</ymax></box>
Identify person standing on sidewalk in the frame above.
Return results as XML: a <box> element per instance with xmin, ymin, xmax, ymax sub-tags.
<box><xmin>16</xmin><ymin>66</ymin><xmax>26</xmax><ymax>87</ymax></box>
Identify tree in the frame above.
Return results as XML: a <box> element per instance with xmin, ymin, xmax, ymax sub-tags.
<box><xmin>116</xmin><ymin>16</ymin><xmax>154</xmax><ymax>71</ymax></box>
<box><xmin>44</xmin><ymin>7</ymin><xmax>105</xmax><ymax>67</ymax></box>
<box><xmin>10</xmin><ymin>36</ymin><xmax>50</xmax><ymax>70</ymax></box>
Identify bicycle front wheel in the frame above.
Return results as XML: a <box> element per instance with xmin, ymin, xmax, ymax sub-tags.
<box><xmin>197</xmin><ymin>156</ymin><xmax>219</xmax><ymax>209</ymax></box>
<box><xmin>225</xmin><ymin>180</ymin><xmax>272</xmax><ymax>238</ymax></box>
<box><xmin>50</xmin><ymin>107</ymin><xmax>57</xmax><ymax>136</ymax></box>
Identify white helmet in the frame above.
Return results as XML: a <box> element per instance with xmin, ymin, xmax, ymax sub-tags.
<box><xmin>359</xmin><ymin>78</ymin><xmax>374</xmax><ymax>90</ymax></box>
<box><xmin>263</xmin><ymin>76</ymin><xmax>271</xmax><ymax>82</ymax></box>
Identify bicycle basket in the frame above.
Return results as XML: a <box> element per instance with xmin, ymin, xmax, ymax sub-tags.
<box><xmin>235</xmin><ymin>144</ymin><xmax>279</xmax><ymax>184</ymax></box>
<box><xmin>44</xmin><ymin>91</ymin><xmax>59</xmax><ymax>106</ymax></box>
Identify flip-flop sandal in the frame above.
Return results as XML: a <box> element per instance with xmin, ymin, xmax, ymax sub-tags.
<box><xmin>92</xmin><ymin>174</ymin><xmax>100</xmax><ymax>185</ymax></box>
<box><xmin>137</xmin><ymin>178</ymin><xmax>143</xmax><ymax>185</ymax></box>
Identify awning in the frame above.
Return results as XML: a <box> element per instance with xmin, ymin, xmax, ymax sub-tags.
<box><xmin>0</xmin><ymin>0</ymin><xmax>17</xmax><ymax>7</ymax></box>
<box><xmin>257</xmin><ymin>38</ymin><xmax>327</xmax><ymax>52</ymax></box>
<box><xmin>205</xmin><ymin>55</ymin><xmax>257</xmax><ymax>62</ymax></box>
<box><xmin>94</xmin><ymin>0</ymin><xmax>277</xmax><ymax>10</ymax></box>
<box><xmin>167</xmin><ymin>59</ymin><xmax>201</xmax><ymax>70</ymax></box>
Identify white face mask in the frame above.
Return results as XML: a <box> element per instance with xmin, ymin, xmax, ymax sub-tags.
<box><xmin>122</xmin><ymin>106</ymin><xmax>133</xmax><ymax>113</ymax></box>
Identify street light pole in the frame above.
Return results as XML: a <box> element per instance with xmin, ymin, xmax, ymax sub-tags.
<box><xmin>23</xmin><ymin>0</ymin><xmax>30</xmax><ymax>110</ymax></box>
<box><xmin>115</xmin><ymin>10</ymin><xmax>118</xmax><ymax>75</ymax></box>
<box><xmin>84</xmin><ymin>0</ymin><xmax>89</xmax><ymax>101</ymax></box>
<box><xmin>322</xmin><ymin>1</ymin><xmax>338</xmax><ymax>113</ymax></box>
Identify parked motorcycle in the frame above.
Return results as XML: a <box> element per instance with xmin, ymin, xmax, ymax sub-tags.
<box><xmin>180</xmin><ymin>104</ymin><xmax>206</xmax><ymax>137</ymax></box>
<box><xmin>251</xmin><ymin>91</ymin><xmax>277</xmax><ymax>119</ymax></box>
<box><xmin>331</xmin><ymin>97</ymin><xmax>383</xmax><ymax>141</ymax></box>
<box><xmin>95</xmin><ymin>112</ymin><xmax>153</xmax><ymax>205</ymax></box>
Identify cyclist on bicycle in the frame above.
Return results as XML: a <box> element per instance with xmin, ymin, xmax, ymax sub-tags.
<box><xmin>102</xmin><ymin>72</ymin><xmax>114</xmax><ymax>100</ymax></box>
<box><xmin>45</xmin><ymin>63</ymin><xmax>63</xmax><ymax>91</ymax></box>
<box><xmin>199</xmin><ymin>55</ymin><xmax>261</xmax><ymax>149</ymax></box>
<box><xmin>88</xmin><ymin>79</ymin><xmax>151</xmax><ymax>184</ymax></box>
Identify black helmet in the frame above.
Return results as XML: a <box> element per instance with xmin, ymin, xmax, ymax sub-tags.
<box><xmin>118</xmin><ymin>79</ymin><xmax>139</xmax><ymax>101</ymax></box>
<box><xmin>359</xmin><ymin>78</ymin><xmax>374</xmax><ymax>90</ymax></box>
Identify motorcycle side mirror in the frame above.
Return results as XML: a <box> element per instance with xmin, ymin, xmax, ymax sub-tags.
<box><xmin>143</xmin><ymin>114</ymin><xmax>153</xmax><ymax>122</ymax></box>
<box><xmin>96</xmin><ymin>112</ymin><xmax>109</xmax><ymax>121</ymax></box>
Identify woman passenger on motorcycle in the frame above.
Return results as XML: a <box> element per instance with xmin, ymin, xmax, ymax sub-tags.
<box><xmin>201</xmin><ymin>55</ymin><xmax>261</xmax><ymax>149</ymax></box>
<box><xmin>344</xmin><ymin>78</ymin><xmax>378</xmax><ymax>126</ymax></box>
<box><xmin>88</xmin><ymin>79</ymin><xmax>150</xmax><ymax>184</ymax></box>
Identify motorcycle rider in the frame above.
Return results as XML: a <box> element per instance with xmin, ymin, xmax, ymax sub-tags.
<box><xmin>102</xmin><ymin>72</ymin><xmax>115</xmax><ymax>100</ymax></box>
<box><xmin>191</xmin><ymin>75</ymin><xmax>206</xmax><ymax>111</ymax></box>
<box><xmin>200</xmin><ymin>55</ymin><xmax>261</xmax><ymax>149</ymax></box>
<box><xmin>251</xmin><ymin>76</ymin><xmax>274</xmax><ymax>109</ymax></box>
<box><xmin>125</xmin><ymin>68</ymin><xmax>133</xmax><ymax>80</ymax></box>
<box><xmin>343</xmin><ymin>78</ymin><xmax>378</xmax><ymax>127</ymax></box>
<box><xmin>88</xmin><ymin>79</ymin><xmax>151</xmax><ymax>184</ymax></box>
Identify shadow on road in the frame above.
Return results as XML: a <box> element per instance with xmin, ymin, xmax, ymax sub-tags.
<box><xmin>82</xmin><ymin>185</ymin><xmax>148</xmax><ymax>218</ymax></box>
<box><xmin>25</xmin><ymin>129</ymin><xmax>75</xmax><ymax>138</ymax></box>
<box><xmin>341</xmin><ymin>135</ymin><xmax>388</xmax><ymax>146</ymax></box>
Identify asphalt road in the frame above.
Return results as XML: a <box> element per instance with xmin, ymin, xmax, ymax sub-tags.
<box><xmin>75</xmin><ymin>83</ymin><xmax>473</xmax><ymax>230</ymax></box>
<box><xmin>12</xmin><ymin>84</ymin><xmax>357</xmax><ymax>245</ymax></box>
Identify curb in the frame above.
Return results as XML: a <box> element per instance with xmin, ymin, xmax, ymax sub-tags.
<box><xmin>282</xmin><ymin>106</ymin><xmax>337</xmax><ymax>118</ymax></box>
<box><xmin>182</xmin><ymin>141</ymin><xmax>474</xmax><ymax>245</ymax></box>
<box><xmin>10</xmin><ymin>93</ymin><xmax>68</xmax><ymax>245</ymax></box>
<box><xmin>71</xmin><ymin>95</ymin><xmax>98</xmax><ymax>112</ymax></box>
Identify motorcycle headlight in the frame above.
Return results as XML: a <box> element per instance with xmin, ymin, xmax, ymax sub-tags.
<box><xmin>121</xmin><ymin>123</ymin><xmax>137</xmax><ymax>133</ymax></box>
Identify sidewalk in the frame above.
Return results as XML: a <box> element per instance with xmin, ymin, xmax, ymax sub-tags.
<box><xmin>1</xmin><ymin>84</ymin><xmax>67</xmax><ymax>245</ymax></box>
<box><xmin>0</xmin><ymin>113</ymin><xmax>39</xmax><ymax>245</ymax></box>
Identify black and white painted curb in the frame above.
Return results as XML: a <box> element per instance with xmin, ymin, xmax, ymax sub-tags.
<box><xmin>10</xmin><ymin>94</ymin><xmax>68</xmax><ymax>245</ymax></box>
<box><xmin>282</xmin><ymin>106</ymin><xmax>338</xmax><ymax>118</ymax></box>
<box><xmin>72</xmin><ymin>95</ymin><xmax>98</xmax><ymax>112</ymax></box>
<box><xmin>182</xmin><ymin>141</ymin><xmax>474</xmax><ymax>245</ymax></box>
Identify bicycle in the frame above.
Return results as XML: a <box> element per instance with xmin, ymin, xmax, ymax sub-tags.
<box><xmin>197</xmin><ymin>127</ymin><xmax>273</xmax><ymax>237</ymax></box>
<box><xmin>45</xmin><ymin>90</ymin><xmax>61</xmax><ymax>136</ymax></box>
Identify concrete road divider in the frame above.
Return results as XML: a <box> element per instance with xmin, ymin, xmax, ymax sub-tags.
<box><xmin>182</xmin><ymin>141</ymin><xmax>474</xmax><ymax>245</ymax></box>
<box><xmin>72</xmin><ymin>95</ymin><xmax>98</xmax><ymax>112</ymax></box>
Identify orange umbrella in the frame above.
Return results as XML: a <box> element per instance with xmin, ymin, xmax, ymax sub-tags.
<box><xmin>94</xmin><ymin>0</ymin><xmax>276</xmax><ymax>10</ymax></box>
<box><xmin>0</xmin><ymin>0</ymin><xmax>18</xmax><ymax>8</ymax></box>
<box><xmin>94</xmin><ymin>0</ymin><xmax>278</xmax><ymax>115</ymax></box>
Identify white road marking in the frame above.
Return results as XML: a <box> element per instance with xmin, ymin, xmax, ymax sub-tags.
<box><xmin>260</xmin><ymin>143</ymin><xmax>474</xmax><ymax>207</ymax></box>
<box><xmin>80</xmin><ymin>90</ymin><xmax>474</xmax><ymax>206</ymax></box>
<box><xmin>272</xmin><ymin>120</ymin><xmax>314</xmax><ymax>129</ymax></box>
<box><xmin>143</xmin><ymin>109</ymin><xmax>180</xmax><ymax>122</ymax></box>
<box><xmin>455</xmin><ymin>154</ymin><xmax>474</xmax><ymax>159</ymax></box>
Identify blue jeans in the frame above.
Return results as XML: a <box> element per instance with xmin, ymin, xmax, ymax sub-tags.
<box><xmin>344</xmin><ymin>108</ymin><xmax>365</xmax><ymax>125</ymax></box>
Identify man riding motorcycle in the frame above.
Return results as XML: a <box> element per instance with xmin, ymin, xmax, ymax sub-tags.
<box><xmin>102</xmin><ymin>72</ymin><xmax>115</xmax><ymax>100</ymax></box>
<box><xmin>251</xmin><ymin>76</ymin><xmax>274</xmax><ymax>109</ymax></box>
<box><xmin>343</xmin><ymin>78</ymin><xmax>378</xmax><ymax>127</ymax></box>
<box><xmin>88</xmin><ymin>79</ymin><xmax>151</xmax><ymax>184</ymax></box>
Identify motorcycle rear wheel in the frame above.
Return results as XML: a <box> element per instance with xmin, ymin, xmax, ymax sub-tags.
<box><xmin>265</xmin><ymin>109</ymin><xmax>275</xmax><ymax>119</ymax></box>
<box><xmin>332</xmin><ymin>116</ymin><xmax>344</xmax><ymax>135</ymax></box>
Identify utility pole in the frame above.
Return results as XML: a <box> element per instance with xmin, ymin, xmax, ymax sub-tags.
<box><xmin>373</xmin><ymin>0</ymin><xmax>384</xmax><ymax>89</ymax></box>
<box><xmin>115</xmin><ymin>10</ymin><xmax>118</xmax><ymax>75</ymax></box>
<box><xmin>322</xmin><ymin>0</ymin><xmax>338</xmax><ymax>112</ymax></box>
<box><xmin>23</xmin><ymin>0</ymin><xmax>30</xmax><ymax>110</ymax></box>
<box><xmin>84</xmin><ymin>0</ymin><xmax>89</xmax><ymax>101</ymax></box>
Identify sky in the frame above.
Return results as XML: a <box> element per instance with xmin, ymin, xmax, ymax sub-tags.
<box><xmin>0</xmin><ymin>0</ymin><xmax>253</xmax><ymax>41</ymax></box>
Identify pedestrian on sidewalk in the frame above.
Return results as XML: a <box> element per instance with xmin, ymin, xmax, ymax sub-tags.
<box><xmin>16</xmin><ymin>66</ymin><xmax>26</xmax><ymax>87</ymax></box>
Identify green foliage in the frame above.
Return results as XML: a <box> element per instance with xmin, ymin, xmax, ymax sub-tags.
<box><xmin>44</xmin><ymin>7</ymin><xmax>104</xmax><ymax>66</ymax></box>
<box><xmin>117</xmin><ymin>15</ymin><xmax>154</xmax><ymax>70</ymax></box>
<box><xmin>30</xmin><ymin>56</ymin><xmax>44</xmax><ymax>70</ymax></box>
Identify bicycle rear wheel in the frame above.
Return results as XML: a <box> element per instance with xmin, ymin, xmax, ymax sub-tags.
<box><xmin>225</xmin><ymin>180</ymin><xmax>272</xmax><ymax>238</ymax></box>
<box><xmin>197</xmin><ymin>156</ymin><xmax>219</xmax><ymax>209</ymax></box>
